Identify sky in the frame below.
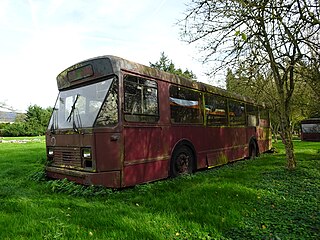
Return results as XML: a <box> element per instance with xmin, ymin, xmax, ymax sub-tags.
<box><xmin>0</xmin><ymin>0</ymin><xmax>212</xmax><ymax>112</ymax></box>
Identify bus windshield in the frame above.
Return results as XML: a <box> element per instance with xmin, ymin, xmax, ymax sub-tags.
<box><xmin>49</xmin><ymin>78</ymin><xmax>114</xmax><ymax>130</ymax></box>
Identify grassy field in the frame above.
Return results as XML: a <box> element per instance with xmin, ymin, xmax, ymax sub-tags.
<box><xmin>0</xmin><ymin>137</ymin><xmax>319</xmax><ymax>239</ymax></box>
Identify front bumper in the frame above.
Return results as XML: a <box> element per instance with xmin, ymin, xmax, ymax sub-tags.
<box><xmin>46</xmin><ymin>166</ymin><xmax>121</xmax><ymax>188</ymax></box>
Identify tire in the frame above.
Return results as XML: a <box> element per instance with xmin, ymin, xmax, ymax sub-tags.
<box><xmin>249</xmin><ymin>140</ymin><xmax>258</xmax><ymax>159</ymax></box>
<box><xmin>170</xmin><ymin>146</ymin><xmax>194</xmax><ymax>177</ymax></box>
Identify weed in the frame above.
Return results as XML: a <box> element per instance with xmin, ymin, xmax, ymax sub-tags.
<box><xmin>45</xmin><ymin>178</ymin><xmax>114</xmax><ymax>197</ymax></box>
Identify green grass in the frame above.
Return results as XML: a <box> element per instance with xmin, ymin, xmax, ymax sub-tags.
<box><xmin>0</xmin><ymin>139</ymin><xmax>319</xmax><ymax>239</ymax></box>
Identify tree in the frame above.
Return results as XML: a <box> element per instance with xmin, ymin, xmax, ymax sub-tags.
<box><xmin>150</xmin><ymin>52</ymin><xmax>197</xmax><ymax>79</ymax></box>
<box><xmin>1</xmin><ymin>105</ymin><xmax>52</xmax><ymax>137</ymax></box>
<box><xmin>300</xmin><ymin>57</ymin><xmax>320</xmax><ymax>117</ymax></box>
<box><xmin>25</xmin><ymin>105</ymin><xmax>52</xmax><ymax>135</ymax></box>
<box><xmin>181</xmin><ymin>0</ymin><xmax>320</xmax><ymax>170</ymax></box>
<box><xmin>226</xmin><ymin>64</ymin><xmax>319</xmax><ymax>141</ymax></box>
<box><xmin>226</xmin><ymin>66</ymin><xmax>283</xmax><ymax>141</ymax></box>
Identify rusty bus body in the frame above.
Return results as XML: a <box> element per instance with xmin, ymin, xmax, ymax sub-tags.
<box><xmin>45</xmin><ymin>55</ymin><xmax>272</xmax><ymax>188</ymax></box>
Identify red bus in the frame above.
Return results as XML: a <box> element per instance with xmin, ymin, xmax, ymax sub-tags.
<box><xmin>46</xmin><ymin>55</ymin><xmax>272</xmax><ymax>188</ymax></box>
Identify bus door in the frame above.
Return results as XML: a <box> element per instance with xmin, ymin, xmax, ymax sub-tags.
<box><xmin>122</xmin><ymin>74</ymin><xmax>168</xmax><ymax>187</ymax></box>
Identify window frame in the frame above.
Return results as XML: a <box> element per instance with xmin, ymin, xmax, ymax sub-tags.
<box><xmin>246</xmin><ymin>104</ymin><xmax>259</xmax><ymax>127</ymax></box>
<box><xmin>169</xmin><ymin>85</ymin><xmax>203</xmax><ymax>124</ymax></box>
<box><xmin>123</xmin><ymin>74</ymin><xmax>160</xmax><ymax>123</ymax></box>
<box><xmin>228</xmin><ymin>99</ymin><xmax>246</xmax><ymax>126</ymax></box>
<box><xmin>94</xmin><ymin>77</ymin><xmax>119</xmax><ymax>127</ymax></box>
<box><xmin>205</xmin><ymin>93</ymin><xmax>228</xmax><ymax>126</ymax></box>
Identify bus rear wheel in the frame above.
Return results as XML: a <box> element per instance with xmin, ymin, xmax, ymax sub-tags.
<box><xmin>249</xmin><ymin>140</ymin><xmax>258</xmax><ymax>159</ymax></box>
<box><xmin>170</xmin><ymin>146</ymin><xmax>194</xmax><ymax>177</ymax></box>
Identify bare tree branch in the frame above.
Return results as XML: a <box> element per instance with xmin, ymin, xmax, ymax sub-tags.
<box><xmin>180</xmin><ymin>0</ymin><xmax>320</xmax><ymax>169</ymax></box>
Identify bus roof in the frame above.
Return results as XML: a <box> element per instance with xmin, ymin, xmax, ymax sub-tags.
<box><xmin>57</xmin><ymin>55</ymin><xmax>264</xmax><ymax>107</ymax></box>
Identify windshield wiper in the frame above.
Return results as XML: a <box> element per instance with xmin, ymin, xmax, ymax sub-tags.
<box><xmin>73</xmin><ymin>108</ymin><xmax>83</xmax><ymax>133</ymax></box>
<box><xmin>66</xmin><ymin>94</ymin><xmax>80</xmax><ymax>122</ymax></box>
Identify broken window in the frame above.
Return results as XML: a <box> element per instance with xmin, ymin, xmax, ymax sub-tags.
<box><xmin>259</xmin><ymin>108</ymin><xmax>269</xmax><ymax>121</ymax></box>
<box><xmin>246</xmin><ymin>104</ymin><xmax>258</xmax><ymax>126</ymax></box>
<box><xmin>259</xmin><ymin>107</ymin><xmax>270</xmax><ymax>126</ymax></box>
<box><xmin>124</xmin><ymin>75</ymin><xmax>159</xmax><ymax>122</ymax></box>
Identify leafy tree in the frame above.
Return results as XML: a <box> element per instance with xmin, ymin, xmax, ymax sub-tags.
<box><xmin>1</xmin><ymin>105</ymin><xmax>52</xmax><ymax>136</ymax></box>
<box><xmin>226</xmin><ymin>65</ymin><xmax>319</xmax><ymax>141</ymax></box>
<box><xmin>150</xmin><ymin>52</ymin><xmax>197</xmax><ymax>79</ymax></box>
<box><xmin>181</xmin><ymin>0</ymin><xmax>320</xmax><ymax>170</ymax></box>
<box><xmin>15</xmin><ymin>113</ymin><xmax>26</xmax><ymax>123</ymax></box>
<box><xmin>300</xmin><ymin>58</ymin><xmax>320</xmax><ymax>118</ymax></box>
<box><xmin>24</xmin><ymin>105</ymin><xmax>52</xmax><ymax>135</ymax></box>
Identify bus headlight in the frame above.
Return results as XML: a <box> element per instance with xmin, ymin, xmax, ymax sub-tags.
<box><xmin>48</xmin><ymin>147</ymin><xmax>54</xmax><ymax>156</ymax></box>
<box><xmin>82</xmin><ymin>148</ymin><xmax>92</xmax><ymax>159</ymax></box>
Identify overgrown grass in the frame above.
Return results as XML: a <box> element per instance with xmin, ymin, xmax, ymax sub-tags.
<box><xmin>0</xmin><ymin>138</ymin><xmax>319</xmax><ymax>239</ymax></box>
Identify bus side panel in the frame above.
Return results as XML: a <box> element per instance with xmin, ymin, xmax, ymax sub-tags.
<box><xmin>302</xmin><ymin>132</ymin><xmax>320</xmax><ymax>141</ymax></box>
<box><xmin>201</xmin><ymin>127</ymin><xmax>249</xmax><ymax>166</ymax></box>
<box><xmin>123</xmin><ymin>126</ymin><xmax>169</xmax><ymax>161</ymax></box>
<box><xmin>256</xmin><ymin>126</ymin><xmax>272</xmax><ymax>152</ymax></box>
<box><xmin>123</xmin><ymin>161</ymin><xmax>169</xmax><ymax>187</ymax></box>
<box><xmin>168</xmin><ymin>126</ymin><xmax>207</xmax><ymax>169</ymax></box>
<box><xmin>301</xmin><ymin>120</ymin><xmax>320</xmax><ymax>141</ymax></box>
<box><xmin>94</xmin><ymin>132</ymin><xmax>122</xmax><ymax>171</ymax></box>
<box><xmin>168</xmin><ymin>126</ymin><xmax>249</xmax><ymax>169</ymax></box>
<box><xmin>123</xmin><ymin>126</ymin><xmax>170</xmax><ymax>186</ymax></box>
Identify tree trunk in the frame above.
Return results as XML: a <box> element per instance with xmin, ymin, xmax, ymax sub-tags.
<box><xmin>281</xmin><ymin>127</ymin><xmax>296</xmax><ymax>169</ymax></box>
<box><xmin>279</xmin><ymin>110</ymin><xmax>297</xmax><ymax>170</ymax></box>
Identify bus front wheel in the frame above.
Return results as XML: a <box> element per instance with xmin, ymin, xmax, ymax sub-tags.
<box><xmin>170</xmin><ymin>146</ymin><xmax>194</xmax><ymax>177</ymax></box>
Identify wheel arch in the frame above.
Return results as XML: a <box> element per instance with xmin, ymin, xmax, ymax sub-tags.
<box><xmin>248</xmin><ymin>136</ymin><xmax>259</xmax><ymax>157</ymax></box>
<box><xmin>170</xmin><ymin>139</ymin><xmax>197</xmax><ymax>172</ymax></box>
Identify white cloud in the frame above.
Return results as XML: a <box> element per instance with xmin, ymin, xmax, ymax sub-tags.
<box><xmin>0</xmin><ymin>0</ymin><xmax>211</xmax><ymax>112</ymax></box>
<box><xmin>0</xmin><ymin>0</ymin><xmax>9</xmax><ymax>23</ymax></box>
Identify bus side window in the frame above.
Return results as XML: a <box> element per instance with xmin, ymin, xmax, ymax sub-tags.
<box><xmin>228</xmin><ymin>100</ymin><xmax>246</xmax><ymax>125</ymax></box>
<box><xmin>205</xmin><ymin>94</ymin><xmax>227</xmax><ymax>126</ymax></box>
<box><xmin>246</xmin><ymin>104</ymin><xmax>258</xmax><ymax>126</ymax></box>
<box><xmin>95</xmin><ymin>79</ymin><xmax>119</xmax><ymax>127</ymax></box>
<box><xmin>124</xmin><ymin>75</ymin><xmax>159</xmax><ymax>122</ymax></box>
<box><xmin>259</xmin><ymin>107</ymin><xmax>270</xmax><ymax>127</ymax></box>
<box><xmin>169</xmin><ymin>85</ymin><xmax>203</xmax><ymax>124</ymax></box>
